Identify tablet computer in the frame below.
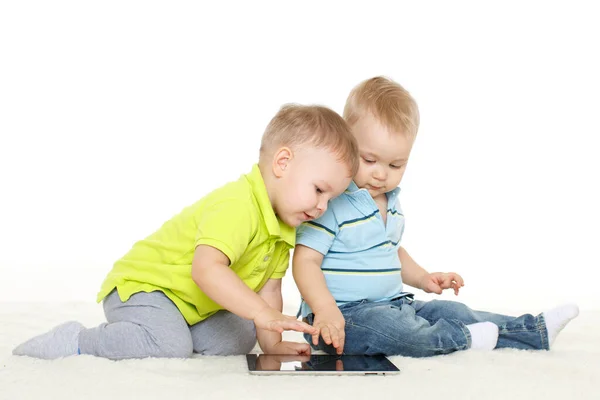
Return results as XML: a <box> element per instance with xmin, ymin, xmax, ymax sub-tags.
<box><xmin>246</xmin><ymin>353</ymin><xmax>399</xmax><ymax>375</ymax></box>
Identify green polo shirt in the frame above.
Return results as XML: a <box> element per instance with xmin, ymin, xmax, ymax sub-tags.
<box><xmin>96</xmin><ymin>164</ymin><xmax>295</xmax><ymax>325</ymax></box>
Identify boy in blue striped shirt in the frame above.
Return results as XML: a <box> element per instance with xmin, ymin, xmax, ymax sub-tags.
<box><xmin>292</xmin><ymin>77</ymin><xmax>579</xmax><ymax>357</ymax></box>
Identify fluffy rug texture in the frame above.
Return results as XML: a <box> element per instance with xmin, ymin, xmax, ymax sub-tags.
<box><xmin>1</xmin><ymin>301</ymin><xmax>597</xmax><ymax>400</ymax></box>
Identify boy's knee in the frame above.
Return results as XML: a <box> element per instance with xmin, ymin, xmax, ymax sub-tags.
<box><xmin>209</xmin><ymin>318</ymin><xmax>257</xmax><ymax>356</ymax></box>
<box><xmin>424</xmin><ymin>299</ymin><xmax>472</xmax><ymax>318</ymax></box>
<box><xmin>218</xmin><ymin>319</ymin><xmax>257</xmax><ymax>355</ymax></box>
<box><xmin>233</xmin><ymin>328</ymin><xmax>258</xmax><ymax>355</ymax></box>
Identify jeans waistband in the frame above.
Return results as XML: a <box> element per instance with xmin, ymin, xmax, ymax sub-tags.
<box><xmin>391</xmin><ymin>292</ymin><xmax>414</xmax><ymax>302</ymax></box>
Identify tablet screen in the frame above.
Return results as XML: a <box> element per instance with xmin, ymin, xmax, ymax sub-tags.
<box><xmin>246</xmin><ymin>354</ymin><xmax>399</xmax><ymax>375</ymax></box>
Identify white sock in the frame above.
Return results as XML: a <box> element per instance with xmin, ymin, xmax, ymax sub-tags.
<box><xmin>543</xmin><ymin>304</ymin><xmax>579</xmax><ymax>347</ymax></box>
<box><xmin>466</xmin><ymin>322</ymin><xmax>499</xmax><ymax>350</ymax></box>
<box><xmin>12</xmin><ymin>321</ymin><xmax>84</xmax><ymax>359</ymax></box>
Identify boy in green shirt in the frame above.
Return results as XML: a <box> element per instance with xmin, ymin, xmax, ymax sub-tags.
<box><xmin>13</xmin><ymin>104</ymin><xmax>359</xmax><ymax>359</ymax></box>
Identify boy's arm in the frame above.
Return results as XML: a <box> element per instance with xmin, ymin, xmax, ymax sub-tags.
<box><xmin>256</xmin><ymin>278</ymin><xmax>311</xmax><ymax>355</ymax></box>
<box><xmin>399</xmin><ymin>246</ymin><xmax>464</xmax><ymax>295</ymax></box>
<box><xmin>398</xmin><ymin>246</ymin><xmax>429</xmax><ymax>289</ymax></box>
<box><xmin>292</xmin><ymin>244</ymin><xmax>345</xmax><ymax>354</ymax></box>
<box><xmin>292</xmin><ymin>245</ymin><xmax>337</xmax><ymax>314</ymax></box>
<box><xmin>191</xmin><ymin>245</ymin><xmax>316</xmax><ymax>334</ymax></box>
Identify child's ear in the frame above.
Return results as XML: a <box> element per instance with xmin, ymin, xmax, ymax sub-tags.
<box><xmin>273</xmin><ymin>147</ymin><xmax>293</xmax><ymax>178</ymax></box>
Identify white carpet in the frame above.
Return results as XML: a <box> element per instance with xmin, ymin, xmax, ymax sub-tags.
<box><xmin>1</xmin><ymin>301</ymin><xmax>597</xmax><ymax>400</ymax></box>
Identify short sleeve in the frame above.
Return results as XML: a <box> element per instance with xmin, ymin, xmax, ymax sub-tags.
<box><xmin>295</xmin><ymin>207</ymin><xmax>338</xmax><ymax>256</ymax></box>
<box><xmin>194</xmin><ymin>199</ymin><xmax>257</xmax><ymax>266</ymax></box>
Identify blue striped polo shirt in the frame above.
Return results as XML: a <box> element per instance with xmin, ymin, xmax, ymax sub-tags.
<box><xmin>296</xmin><ymin>181</ymin><xmax>408</xmax><ymax>317</ymax></box>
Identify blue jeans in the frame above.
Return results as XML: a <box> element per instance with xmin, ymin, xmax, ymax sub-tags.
<box><xmin>304</xmin><ymin>296</ymin><xmax>549</xmax><ymax>357</ymax></box>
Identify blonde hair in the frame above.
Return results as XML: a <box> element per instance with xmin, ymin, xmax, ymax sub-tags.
<box><xmin>259</xmin><ymin>104</ymin><xmax>359</xmax><ymax>176</ymax></box>
<box><xmin>343</xmin><ymin>76</ymin><xmax>420</xmax><ymax>140</ymax></box>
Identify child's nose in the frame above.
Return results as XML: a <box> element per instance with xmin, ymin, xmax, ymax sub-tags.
<box><xmin>373</xmin><ymin>165</ymin><xmax>387</xmax><ymax>180</ymax></box>
<box><xmin>316</xmin><ymin>198</ymin><xmax>328</xmax><ymax>213</ymax></box>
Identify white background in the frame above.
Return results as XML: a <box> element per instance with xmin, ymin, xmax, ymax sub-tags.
<box><xmin>1</xmin><ymin>1</ymin><xmax>598</xmax><ymax>312</ymax></box>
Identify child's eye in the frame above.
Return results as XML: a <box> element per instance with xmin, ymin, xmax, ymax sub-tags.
<box><xmin>316</xmin><ymin>186</ymin><xmax>324</xmax><ymax>194</ymax></box>
<box><xmin>390</xmin><ymin>164</ymin><xmax>403</xmax><ymax>169</ymax></box>
<box><xmin>362</xmin><ymin>158</ymin><xmax>375</xmax><ymax>164</ymax></box>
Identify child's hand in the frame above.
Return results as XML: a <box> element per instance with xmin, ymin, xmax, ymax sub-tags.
<box><xmin>420</xmin><ymin>272</ymin><xmax>464</xmax><ymax>295</ymax></box>
<box><xmin>312</xmin><ymin>306</ymin><xmax>346</xmax><ymax>355</ymax></box>
<box><xmin>266</xmin><ymin>341</ymin><xmax>312</xmax><ymax>355</ymax></box>
<box><xmin>253</xmin><ymin>307</ymin><xmax>318</xmax><ymax>335</ymax></box>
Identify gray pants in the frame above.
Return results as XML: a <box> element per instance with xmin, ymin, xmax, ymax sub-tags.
<box><xmin>78</xmin><ymin>290</ymin><xmax>257</xmax><ymax>359</ymax></box>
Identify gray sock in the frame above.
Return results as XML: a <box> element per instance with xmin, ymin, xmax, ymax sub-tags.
<box><xmin>12</xmin><ymin>321</ymin><xmax>84</xmax><ymax>359</ymax></box>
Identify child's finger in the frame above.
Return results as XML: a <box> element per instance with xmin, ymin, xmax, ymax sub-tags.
<box><xmin>442</xmin><ymin>276</ymin><xmax>455</xmax><ymax>288</ymax></box>
<box><xmin>298</xmin><ymin>320</ymin><xmax>317</xmax><ymax>334</ymax></box>
<box><xmin>283</xmin><ymin>320</ymin><xmax>316</xmax><ymax>334</ymax></box>
<box><xmin>294</xmin><ymin>342</ymin><xmax>311</xmax><ymax>355</ymax></box>
<box><xmin>321</xmin><ymin>326</ymin><xmax>332</xmax><ymax>345</ymax></box>
<box><xmin>431</xmin><ymin>283</ymin><xmax>443</xmax><ymax>294</ymax></box>
<box><xmin>298</xmin><ymin>345</ymin><xmax>311</xmax><ymax>356</ymax></box>
<box><xmin>330</xmin><ymin>328</ymin><xmax>340</xmax><ymax>349</ymax></box>
<box><xmin>452</xmin><ymin>282</ymin><xmax>460</xmax><ymax>295</ymax></box>
<box><xmin>451</xmin><ymin>273</ymin><xmax>465</xmax><ymax>286</ymax></box>
<box><xmin>337</xmin><ymin>335</ymin><xmax>345</xmax><ymax>354</ymax></box>
<box><xmin>312</xmin><ymin>330</ymin><xmax>320</xmax><ymax>345</ymax></box>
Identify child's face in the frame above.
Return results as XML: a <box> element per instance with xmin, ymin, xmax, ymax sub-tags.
<box><xmin>352</xmin><ymin>113</ymin><xmax>413</xmax><ymax>199</ymax></box>
<box><xmin>274</xmin><ymin>146</ymin><xmax>352</xmax><ymax>227</ymax></box>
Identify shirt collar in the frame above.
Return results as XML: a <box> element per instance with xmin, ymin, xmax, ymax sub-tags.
<box><xmin>346</xmin><ymin>181</ymin><xmax>401</xmax><ymax>197</ymax></box>
<box><xmin>246</xmin><ymin>164</ymin><xmax>295</xmax><ymax>247</ymax></box>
